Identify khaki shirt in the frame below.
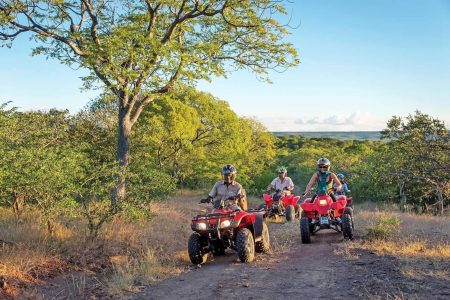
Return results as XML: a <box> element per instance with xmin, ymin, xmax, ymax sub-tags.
<box><xmin>208</xmin><ymin>181</ymin><xmax>244</xmax><ymax>200</ymax></box>
<box><xmin>270</xmin><ymin>177</ymin><xmax>294</xmax><ymax>191</ymax></box>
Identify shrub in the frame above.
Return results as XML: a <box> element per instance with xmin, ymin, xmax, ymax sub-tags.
<box><xmin>366</xmin><ymin>215</ymin><xmax>401</xmax><ymax>240</ymax></box>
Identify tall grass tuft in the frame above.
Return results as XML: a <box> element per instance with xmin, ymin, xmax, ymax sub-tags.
<box><xmin>366</xmin><ymin>215</ymin><xmax>401</xmax><ymax>240</ymax></box>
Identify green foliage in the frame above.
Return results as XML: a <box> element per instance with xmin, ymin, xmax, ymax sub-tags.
<box><xmin>120</xmin><ymin>202</ymin><xmax>152</xmax><ymax>222</ymax></box>
<box><xmin>0</xmin><ymin>107</ymin><xmax>82</xmax><ymax>226</ymax></box>
<box><xmin>366</xmin><ymin>215</ymin><xmax>401</xmax><ymax>240</ymax></box>
<box><xmin>1</xmin><ymin>0</ymin><xmax>299</xmax><ymax>205</ymax></box>
<box><xmin>359</xmin><ymin>111</ymin><xmax>450</xmax><ymax>210</ymax></box>
<box><xmin>133</xmin><ymin>88</ymin><xmax>276</xmax><ymax>190</ymax></box>
<box><xmin>127</xmin><ymin>163</ymin><xmax>177</xmax><ymax>204</ymax></box>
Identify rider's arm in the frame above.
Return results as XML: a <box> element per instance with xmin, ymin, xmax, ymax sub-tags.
<box><xmin>208</xmin><ymin>182</ymin><xmax>218</xmax><ymax>198</ymax></box>
<box><xmin>303</xmin><ymin>173</ymin><xmax>317</xmax><ymax>195</ymax></box>
<box><xmin>267</xmin><ymin>178</ymin><xmax>277</xmax><ymax>190</ymax></box>
<box><xmin>343</xmin><ymin>183</ymin><xmax>350</xmax><ymax>193</ymax></box>
<box><xmin>236</xmin><ymin>184</ymin><xmax>245</xmax><ymax>198</ymax></box>
<box><xmin>331</xmin><ymin>173</ymin><xmax>342</xmax><ymax>192</ymax></box>
<box><xmin>287</xmin><ymin>177</ymin><xmax>294</xmax><ymax>191</ymax></box>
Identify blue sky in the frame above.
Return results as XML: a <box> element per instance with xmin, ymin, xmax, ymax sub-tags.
<box><xmin>1</xmin><ymin>0</ymin><xmax>449</xmax><ymax>131</ymax></box>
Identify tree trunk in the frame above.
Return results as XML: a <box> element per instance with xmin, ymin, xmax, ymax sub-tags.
<box><xmin>436</xmin><ymin>189</ymin><xmax>444</xmax><ymax>216</ymax></box>
<box><xmin>399</xmin><ymin>182</ymin><xmax>407</xmax><ymax>213</ymax></box>
<box><xmin>12</xmin><ymin>191</ymin><xmax>25</xmax><ymax>223</ymax></box>
<box><xmin>112</xmin><ymin>105</ymin><xmax>132</xmax><ymax>206</ymax></box>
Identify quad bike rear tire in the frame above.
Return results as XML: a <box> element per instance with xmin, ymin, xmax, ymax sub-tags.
<box><xmin>285</xmin><ymin>205</ymin><xmax>295</xmax><ymax>222</ymax></box>
<box><xmin>255</xmin><ymin>222</ymin><xmax>270</xmax><ymax>253</ymax></box>
<box><xmin>188</xmin><ymin>233</ymin><xmax>208</xmax><ymax>265</ymax></box>
<box><xmin>300</xmin><ymin>212</ymin><xmax>311</xmax><ymax>244</ymax></box>
<box><xmin>342</xmin><ymin>213</ymin><xmax>354</xmax><ymax>240</ymax></box>
<box><xmin>344</xmin><ymin>207</ymin><xmax>353</xmax><ymax>216</ymax></box>
<box><xmin>236</xmin><ymin>228</ymin><xmax>255</xmax><ymax>262</ymax></box>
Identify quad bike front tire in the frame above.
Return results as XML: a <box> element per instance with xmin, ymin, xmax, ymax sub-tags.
<box><xmin>342</xmin><ymin>213</ymin><xmax>354</xmax><ymax>240</ymax></box>
<box><xmin>188</xmin><ymin>233</ymin><xmax>208</xmax><ymax>265</ymax></box>
<box><xmin>236</xmin><ymin>228</ymin><xmax>255</xmax><ymax>262</ymax></box>
<box><xmin>255</xmin><ymin>222</ymin><xmax>270</xmax><ymax>253</ymax></box>
<box><xmin>300</xmin><ymin>212</ymin><xmax>311</xmax><ymax>244</ymax></box>
<box><xmin>344</xmin><ymin>207</ymin><xmax>355</xmax><ymax>229</ymax></box>
<box><xmin>285</xmin><ymin>205</ymin><xmax>295</xmax><ymax>222</ymax></box>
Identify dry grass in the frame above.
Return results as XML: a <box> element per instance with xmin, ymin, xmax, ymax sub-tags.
<box><xmin>350</xmin><ymin>207</ymin><xmax>450</xmax><ymax>260</ymax></box>
<box><xmin>0</xmin><ymin>189</ymin><xmax>204</xmax><ymax>297</ymax></box>
<box><xmin>340</xmin><ymin>204</ymin><xmax>450</xmax><ymax>298</ymax></box>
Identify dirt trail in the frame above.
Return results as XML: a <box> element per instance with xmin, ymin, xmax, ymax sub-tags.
<box><xmin>136</xmin><ymin>225</ymin><xmax>359</xmax><ymax>300</ymax></box>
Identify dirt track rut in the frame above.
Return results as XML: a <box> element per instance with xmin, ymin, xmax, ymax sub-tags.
<box><xmin>135</xmin><ymin>224</ymin><xmax>359</xmax><ymax>300</ymax></box>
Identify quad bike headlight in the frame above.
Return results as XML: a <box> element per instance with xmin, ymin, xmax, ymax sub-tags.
<box><xmin>220</xmin><ymin>220</ymin><xmax>231</xmax><ymax>228</ymax></box>
<box><xmin>195</xmin><ymin>222</ymin><xmax>207</xmax><ymax>230</ymax></box>
<box><xmin>319</xmin><ymin>199</ymin><xmax>327</xmax><ymax>206</ymax></box>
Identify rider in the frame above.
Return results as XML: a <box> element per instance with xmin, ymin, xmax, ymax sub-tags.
<box><xmin>267</xmin><ymin>167</ymin><xmax>294</xmax><ymax>194</ymax></box>
<box><xmin>334</xmin><ymin>173</ymin><xmax>351</xmax><ymax>196</ymax></box>
<box><xmin>303</xmin><ymin>158</ymin><xmax>342</xmax><ymax>203</ymax></box>
<box><xmin>201</xmin><ymin>164</ymin><xmax>248</xmax><ymax>210</ymax></box>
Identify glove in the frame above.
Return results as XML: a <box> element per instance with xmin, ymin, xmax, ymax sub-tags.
<box><xmin>200</xmin><ymin>197</ymin><xmax>212</xmax><ymax>204</ymax></box>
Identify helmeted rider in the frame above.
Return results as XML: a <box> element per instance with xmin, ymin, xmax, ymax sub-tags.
<box><xmin>334</xmin><ymin>173</ymin><xmax>351</xmax><ymax>196</ymax></box>
<box><xmin>267</xmin><ymin>167</ymin><xmax>294</xmax><ymax>194</ymax></box>
<box><xmin>303</xmin><ymin>158</ymin><xmax>342</xmax><ymax>203</ymax></box>
<box><xmin>201</xmin><ymin>164</ymin><xmax>248</xmax><ymax>210</ymax></box>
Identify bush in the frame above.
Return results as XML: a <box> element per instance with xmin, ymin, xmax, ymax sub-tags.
<box><xmin>366</xmin><ymin>215</ymin><xmax>401</xmax><ymax>240</ymax></box>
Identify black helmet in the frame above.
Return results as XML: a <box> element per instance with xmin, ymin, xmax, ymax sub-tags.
<box><xmin>221</xmin><ymin>164</ymin><xmax>237</xmax><ymax>175</ymax></box>
<box><xmin>317</xmin><ymin>157</ymin><xmax>331</xmax><ymax>170</ymax></box>
<box><xmin>278</xmin><ymin>167</ymin><xmax>287</xmax><ymax>174</ymax></box>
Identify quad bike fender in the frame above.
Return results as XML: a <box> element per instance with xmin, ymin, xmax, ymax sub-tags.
<box><xmin>263</xmin><ymin>194</ymin><xmax>273</xmax><ymax>207</ymax></box>
<box><xmin>301</xmin><ymin>196</ymin><xmax>333</xmax><ymax>216</ymax></box>
<box><xmin>252</xmin><ymin>214</ymin><xmax>265</xmax><ymax>242</ymax></box>
<box><xmin>331</xmin><ymin>197</ymin><xmax>347</xmax><ymax>216</ymax></box>
<box><xmin>231</xmin><ymin>211</ymin><xmax>256</xmax><ymax>228</ymax></box>
<box><xmin>282</xmin><ymin>194</ymin><xmax>299</xmax><ymax>207</ymax></box>
<box><xmin>300</xmin><ymin>202</ymin><xmax>316</xmax><ymax>219</ymax></box>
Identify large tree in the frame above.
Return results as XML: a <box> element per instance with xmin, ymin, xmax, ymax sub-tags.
<box><xmin>0</xmin><ymin>0</ymin><xmax>299</xmax><ymax>204</ymax></box>
<box><xmin>380</xmin><ymin>111</ymin><xmax>450</xmax><ymax>214</ymax></box>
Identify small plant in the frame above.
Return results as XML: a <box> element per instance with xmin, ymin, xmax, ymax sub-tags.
<box><xmin>366</xmin><ymin>215</ymin><xmax>401</xmax><ymax>240</ymax></box>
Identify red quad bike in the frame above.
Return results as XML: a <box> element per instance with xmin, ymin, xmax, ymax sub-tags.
<box><xmin>188</xmin><ymin>198</ymin><xmax>270</xmax><ymax>265</ymax></box>
<box><xmin>299</xmin><ymin>194</ymin><xmax>354</xmax><ymax>243</ymax></box>
<box><xmin>261</xmin><ymin>190</ymin><xmax>301</xmax><ymax>222</ymax></box>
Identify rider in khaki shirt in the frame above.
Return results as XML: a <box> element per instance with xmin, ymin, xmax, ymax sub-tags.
<box><xmin>202</xmin><ymin>164</ymin><xmax>248</xmax><ymax>210</ymax></box>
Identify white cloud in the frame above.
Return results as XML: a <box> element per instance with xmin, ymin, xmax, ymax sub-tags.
<box><xmin>251</xmin><ymin>112</ymin><xmax>387</xmax><ymax>131</ymax></box>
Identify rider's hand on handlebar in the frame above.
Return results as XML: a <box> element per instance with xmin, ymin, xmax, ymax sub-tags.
<box><xmin>200</xmin><ymin>197</ymin><xmax>212</xmax><ymax>204</ymax></box>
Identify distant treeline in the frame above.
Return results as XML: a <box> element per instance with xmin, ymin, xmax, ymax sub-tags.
<box><xmin>273</xmin><ymin>131</ymin><xmax>382</xmax><ymax>140</ymax></box>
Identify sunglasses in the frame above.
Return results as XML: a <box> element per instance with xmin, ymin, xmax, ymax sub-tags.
<box><xmin>319</xmin><ymin>165</ymin><xmax>329</xmax><ymax>169</ymax></box>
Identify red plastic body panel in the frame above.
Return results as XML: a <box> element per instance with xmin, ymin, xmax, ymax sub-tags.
<box><xmin>263</xmin><ymin>193</ymin><xmax>300</xmax><ymax>208</ymax></box>
<box><xmin>300</xmin><ymin>195</ymin><xmax>347</xmax><ymax>219</ymax></box>
<box><xmin>191</xmin><ymin>207</ymin><xmax>256</xmax><ymax>229</ymax></box>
